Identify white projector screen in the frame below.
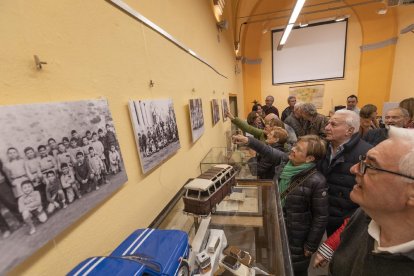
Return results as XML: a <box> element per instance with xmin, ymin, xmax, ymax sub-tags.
<box><xmin>272</xmin><ymin>20</ymin><xmax>347</xmax><ymax>85</ymax></box>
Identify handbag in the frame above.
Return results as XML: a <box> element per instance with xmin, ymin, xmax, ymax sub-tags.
<box><xmin>280</xmin><ymin>168</ymin><xmax>317</xmax><ymax>200</ymax></box>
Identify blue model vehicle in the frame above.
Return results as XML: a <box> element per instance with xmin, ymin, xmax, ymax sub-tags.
<box><xmin>67</xmin><ymin>228</ymin><xmax>190</xmax><ymax>276</ymax></box>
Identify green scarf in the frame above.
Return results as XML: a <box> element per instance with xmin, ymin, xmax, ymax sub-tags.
<box><xmin>279</xmin><ymin>161</ymin><xmax>314</xmax><ymax>206</ymax></box>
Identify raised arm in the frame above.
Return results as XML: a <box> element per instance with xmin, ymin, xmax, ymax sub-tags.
<box><xmin>232</xmin><ymin>135</ymin><xmax>288</xmax><ymax>164</ymax></box>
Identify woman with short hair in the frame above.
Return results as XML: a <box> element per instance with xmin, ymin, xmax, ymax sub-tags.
<box><xmin>232</xmin><ymin>134</ymin><xmax>328</xmax><ymax>276</ymax></box>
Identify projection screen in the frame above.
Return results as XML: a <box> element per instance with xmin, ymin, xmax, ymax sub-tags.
<box><xmin>272</xmin><ymin>20</ymin><xmax>348</xmax><ymax>85</ymax></box>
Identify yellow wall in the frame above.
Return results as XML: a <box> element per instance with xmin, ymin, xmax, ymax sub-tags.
<box><xmin>241</xmin><ymin>2</ymin><xmax>412</xmax><ymax>116</ymax></box>
<box><xmin>0</xmin><ymin>0</ymin><xmax>241</xmax><ymax>274</ymax></box>
<box><xmin>390</xmin><ymin>6</ymin><xmax>414</xmax><ymax>102</ymax></box>
<box><xmin>259</xmin><ymin>16</ymin><xmax>363</xmax><ymax>116</ymax></box>
<box><xmin>354</xmin><ymin>5</ymin><xmax>398</xmax><ymax>114</ymax></box>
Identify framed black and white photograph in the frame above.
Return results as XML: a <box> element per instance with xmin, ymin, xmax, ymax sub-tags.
<box><xmin>188</xmin><ymin>98</ymin><xmax>205</xmax><ymax>142</ymax></box>
<box><xmin>211</xmin><ymin>99</ymin><xmax>220</xmax><ymax>126</ymax></box>
<box><xmin>129</xmin><ymin>99</ymin><xmax>181</xmax><ymax>174</ymax></box>
<box><xmin>0</xmin><ymin>99</ymin><xmax>128</xmax><ymax>274</ymax></box>
<box><xmin>221</xmin><ymin>98</ymin><xmax>229</xmax><ymax>122</ymax></box>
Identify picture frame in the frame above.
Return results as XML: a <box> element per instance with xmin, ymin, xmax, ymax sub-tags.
<box><xmin>221</xmin><ymin>98</ymin><xmax>229</xmax><ymax>122</ymax></box>
<box><xmin>0</xmin><ymin>99</ymin><xmax>128</xmax><ymax>274</ymax></box>
<box><xmin>289</xmin><ymin>84</ymin><xmax>324</xmax><ymax>108</ymax></box>
<box><xmin>211</xmin><ymin>99</ymin><xmax>220</xmax><ymax>126</ymax></box>
<box><xmin>188</xmin><ymin>98</ymin><xmax>205</xmax><ymax>143</ymax></box>
<box><xmin>128</xmin><ymin>99</ymin><xmax>181</xmax><ymax>174</ymax></box>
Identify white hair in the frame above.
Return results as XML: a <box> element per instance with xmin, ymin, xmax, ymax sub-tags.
<box><xmin>294</xmin><ymin>102</ymin><xmax>303</xmax><ymax>110</ymax></box>
<box><xmin>388</xmin><ymin>126</ymin><xmax>414</xmax><ymax>183</ymax></box>
<box><xmin>334</xmin><ymin>109</ymin><xmax>360</xmax><ymax>134</ymax></box>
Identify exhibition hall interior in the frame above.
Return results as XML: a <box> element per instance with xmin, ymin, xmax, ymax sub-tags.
<box><xmin>1</xmin><ymin>0</ymin><xmax>413</xmax><ymax>275</ymax></box>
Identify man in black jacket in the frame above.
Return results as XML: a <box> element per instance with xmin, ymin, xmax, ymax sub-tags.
<box><xmin>329</xmin><ymin>126</ymin><xmax>414</xmax><ymax>275</ymax></box>
<box><xmin>262</xmin><ymin>95</ymin><xmax>280</xmax><ymax>117</ymax></box>
<box><xmin>318</xmin><ymin>109</ymin><xmax>372</xmax><ymax>235</ymax></box>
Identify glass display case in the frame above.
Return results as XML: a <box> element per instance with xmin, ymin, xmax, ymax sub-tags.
<box><xmin>149</xmin><ymin>179</ymin><xmax>294</xmax><ymax>276</ymax></box>
<box><xmin>200</xmin><ymin>147</ymin><xmax>258</xmax><ymax>180</ymax></box>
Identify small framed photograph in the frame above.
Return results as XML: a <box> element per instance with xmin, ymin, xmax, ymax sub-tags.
<box><xmin>221</xmin><ymin>98</ymin><xmax>229</xmax><ymax>122</ymax></box>
<box><xmin>189</xmin><ymin>98</ymin><xmax>205</xmax><ymax>142</ymax></box>
<box><xmin>211</xmin><ymin>99</ymin><xmax>220</xmax><ymax>126</ymax></box>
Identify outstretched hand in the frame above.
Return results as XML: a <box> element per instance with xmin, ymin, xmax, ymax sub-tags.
<box><xmin>313</xmin><ymin>252</ymin><xmax>328</xmax><ymax>268</ymax></box>
<box><xmin>232</xmin><ymin>134</ymin><xmax>248</xmax><ymax>145</ymax></box>
<box><xmin>225</xmin><ymin>110</ymin><xmax>235</xmax><ymax>120</ymax></box>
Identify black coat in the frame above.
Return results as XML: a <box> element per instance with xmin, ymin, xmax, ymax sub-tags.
<box><xmin>282</xmin><ymin>166</ymin><xmax>328</xmax><ymax>272</ymax></box>
<box><xmin>247</xmin><ymin>137</ymin><xmax>328</xmax><ymax>272</ymax></box>
<box><xmin>363</xmin><ymin>127</ymin><xmax>388</xmax><ymax>146</ymax></box>
<box><xmin>330</xmin><ymin>208</ymin><xmax>414</xmax><ymax>276</ymax></box>
<box><xmin>317</xmin><ymin>133</ymin><xmax>372</xmax><ymax>235</ymax></box>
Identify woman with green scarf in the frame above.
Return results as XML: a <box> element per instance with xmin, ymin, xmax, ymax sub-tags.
<box><xmin>233</xmin><ymin>134</ymin><xmax>328</xmax><ymax>276</ymax></box>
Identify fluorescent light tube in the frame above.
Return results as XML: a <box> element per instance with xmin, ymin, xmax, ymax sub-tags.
<box><xmin>280</xmin><ymin>24</ymin><xmax>294</xmax><ymax>45</ymax></box>
<box><xmin>289</xmin><ymin>0</ymin><xmax>306</xmax><ymax>24</ymax></box>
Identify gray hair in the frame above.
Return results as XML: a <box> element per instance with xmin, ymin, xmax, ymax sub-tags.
<box><xmin>301</xmin><ymin>103</ymin><xmax>317</xmax><ymax>117</ymax></box>
<box><xmin>388</xmin><ymin>126</ymin><xmax>414</xmax><ymax>183</ymax></box>
<box><xmin>334</xmin><ymin>109</ymin><xmax>360</xmax><ymax>134</ymax></box>
<box><xmin>387</xmin><ymin>107</ymin><xmax>410</xmax><ymax>118</ymax></box>
<box><xmin>294</xmin><ymin>102</ymin><xmax>303</xmax><ymax>111</ymax></box>
<box><xmin>287</xmin><ymin>95</ymin><xmax>296</xmax><ymax>102</ymax></box>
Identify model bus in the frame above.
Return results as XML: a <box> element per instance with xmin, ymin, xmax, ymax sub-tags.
<box><xmin>183</xmin><ymin>164</ymin><xmax>236</xmax><ymax>216</ymax></box>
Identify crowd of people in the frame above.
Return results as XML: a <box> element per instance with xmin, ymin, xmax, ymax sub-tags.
<box><xmin>229</xmin><ymin>95</ymin><xmax>414</xmax><ymax>276</ymax></box>
<box><xmin>0</xmin><ymin>124</ymin><xmax>122</xmax><ymax>236</ymax></box>
<box><xmin>137</xmin><ymin>114</ymin><xmax>179</xmax><ymax>158</ymax></box>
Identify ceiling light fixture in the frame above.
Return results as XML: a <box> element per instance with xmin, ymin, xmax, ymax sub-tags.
<box><xmin>278</xmin><ymin>24</ymin><xmax>294</xmax><ymax>50</ymax></box>
<box><xmin>213</xmin><ymin>0</ymin><xmax>225</xmax><ymax>16</ymax></box>
<box><xmin>278</xmin><ymin>0</ymin><xmax>307</xmax><ymax>50</ymax></box>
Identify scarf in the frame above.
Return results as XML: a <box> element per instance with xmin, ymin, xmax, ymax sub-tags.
<box><xmin>279</xmin><ymin>161</ymin><xmax>313</xmax><ymax>206</ymax></box>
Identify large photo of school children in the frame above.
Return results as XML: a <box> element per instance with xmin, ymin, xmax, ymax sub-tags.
<box><xmin>0</xmin><ymin>99</ymin><xmax>128</xmax><ymax>274</ymax></box>
<box><xmin>129</xmin><ymin>99</ymin><xmax>180</xmax><ymax>174</ymax></box>
<box><xmin>189</xmin><ymin>98</ymin><xmax>205</xmax><ymax>142</ymax></box>
<box><xmin>211</xmin><ymin>99</ymin><xmax>220</xmax><ymax>126</ymax></box>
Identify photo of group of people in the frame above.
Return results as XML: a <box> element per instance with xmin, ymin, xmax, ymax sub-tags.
<box><xmin>221</xmin><ymin>98</ymin><xmax>230</xmax><ymax>122</ymax></box>
<box><xmin>0</xmin><ymin>99</ymin><xmax>128</xmax><ymax>274</ymax></box>
<box><xmin>189</xmin><ymin>98</ymin><xmax>205</xmax><ymax>142</ymax></box>
<box><xmin>129</xmin><ymin>99</ymin><xmax>181</xmax><ymax>174</ymax></box>
<box><xmin>211</xmin><ymin>99</ymin><xmax>220</xmax><ymax>126</ymax></box>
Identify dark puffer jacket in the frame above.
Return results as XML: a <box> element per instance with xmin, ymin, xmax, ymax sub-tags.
<box><xmin>247</xmin><ymin>137</ymin><xmax>328</xmax><ymax>272</ymax></box>
<box><xmin>283</xmin><ymin>166</ymin><xmax>328</xmax><ymax>272</ymax></box>
<box><xmin>317</xmin><ymin>133</ymin><xmax>372</xmax><ymax>235</ymax></box>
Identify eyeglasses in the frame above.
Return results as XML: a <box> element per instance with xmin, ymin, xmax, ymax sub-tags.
<box><xmin>358</xmin><ymin>155</ymin><xmax>414</xmax><ymax>180</ymax></box>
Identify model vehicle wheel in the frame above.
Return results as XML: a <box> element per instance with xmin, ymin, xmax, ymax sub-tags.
<box><xmin>177</xmin><ymin>262</ymin><xmax>190</xmax><ymax>276</ymax></box>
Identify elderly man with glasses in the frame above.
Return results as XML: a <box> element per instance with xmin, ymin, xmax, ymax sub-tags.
<box><xmin>318</xmin><ymin>109</ymin><xmax>372</xmax><ymax>235</ymax></box>
<box><xmin>323</xmin><ymin>126</ymin><xmax>414</xmax><ymax>275</ymax></box>
<box><xmin>363</xmin><ymin>107</ymin><xmax>410</xmax><ymax>146</ymax></box>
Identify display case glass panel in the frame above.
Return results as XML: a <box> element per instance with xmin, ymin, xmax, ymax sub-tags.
<box><xmin>149</xmin><ymin>179</ymin><xmax>293</xmax><ymax>276</ymax></box>
<box><xmin>200</xmin><ymin>147</ymin><xmax>258</xmax><ymax>180</ymax></box>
